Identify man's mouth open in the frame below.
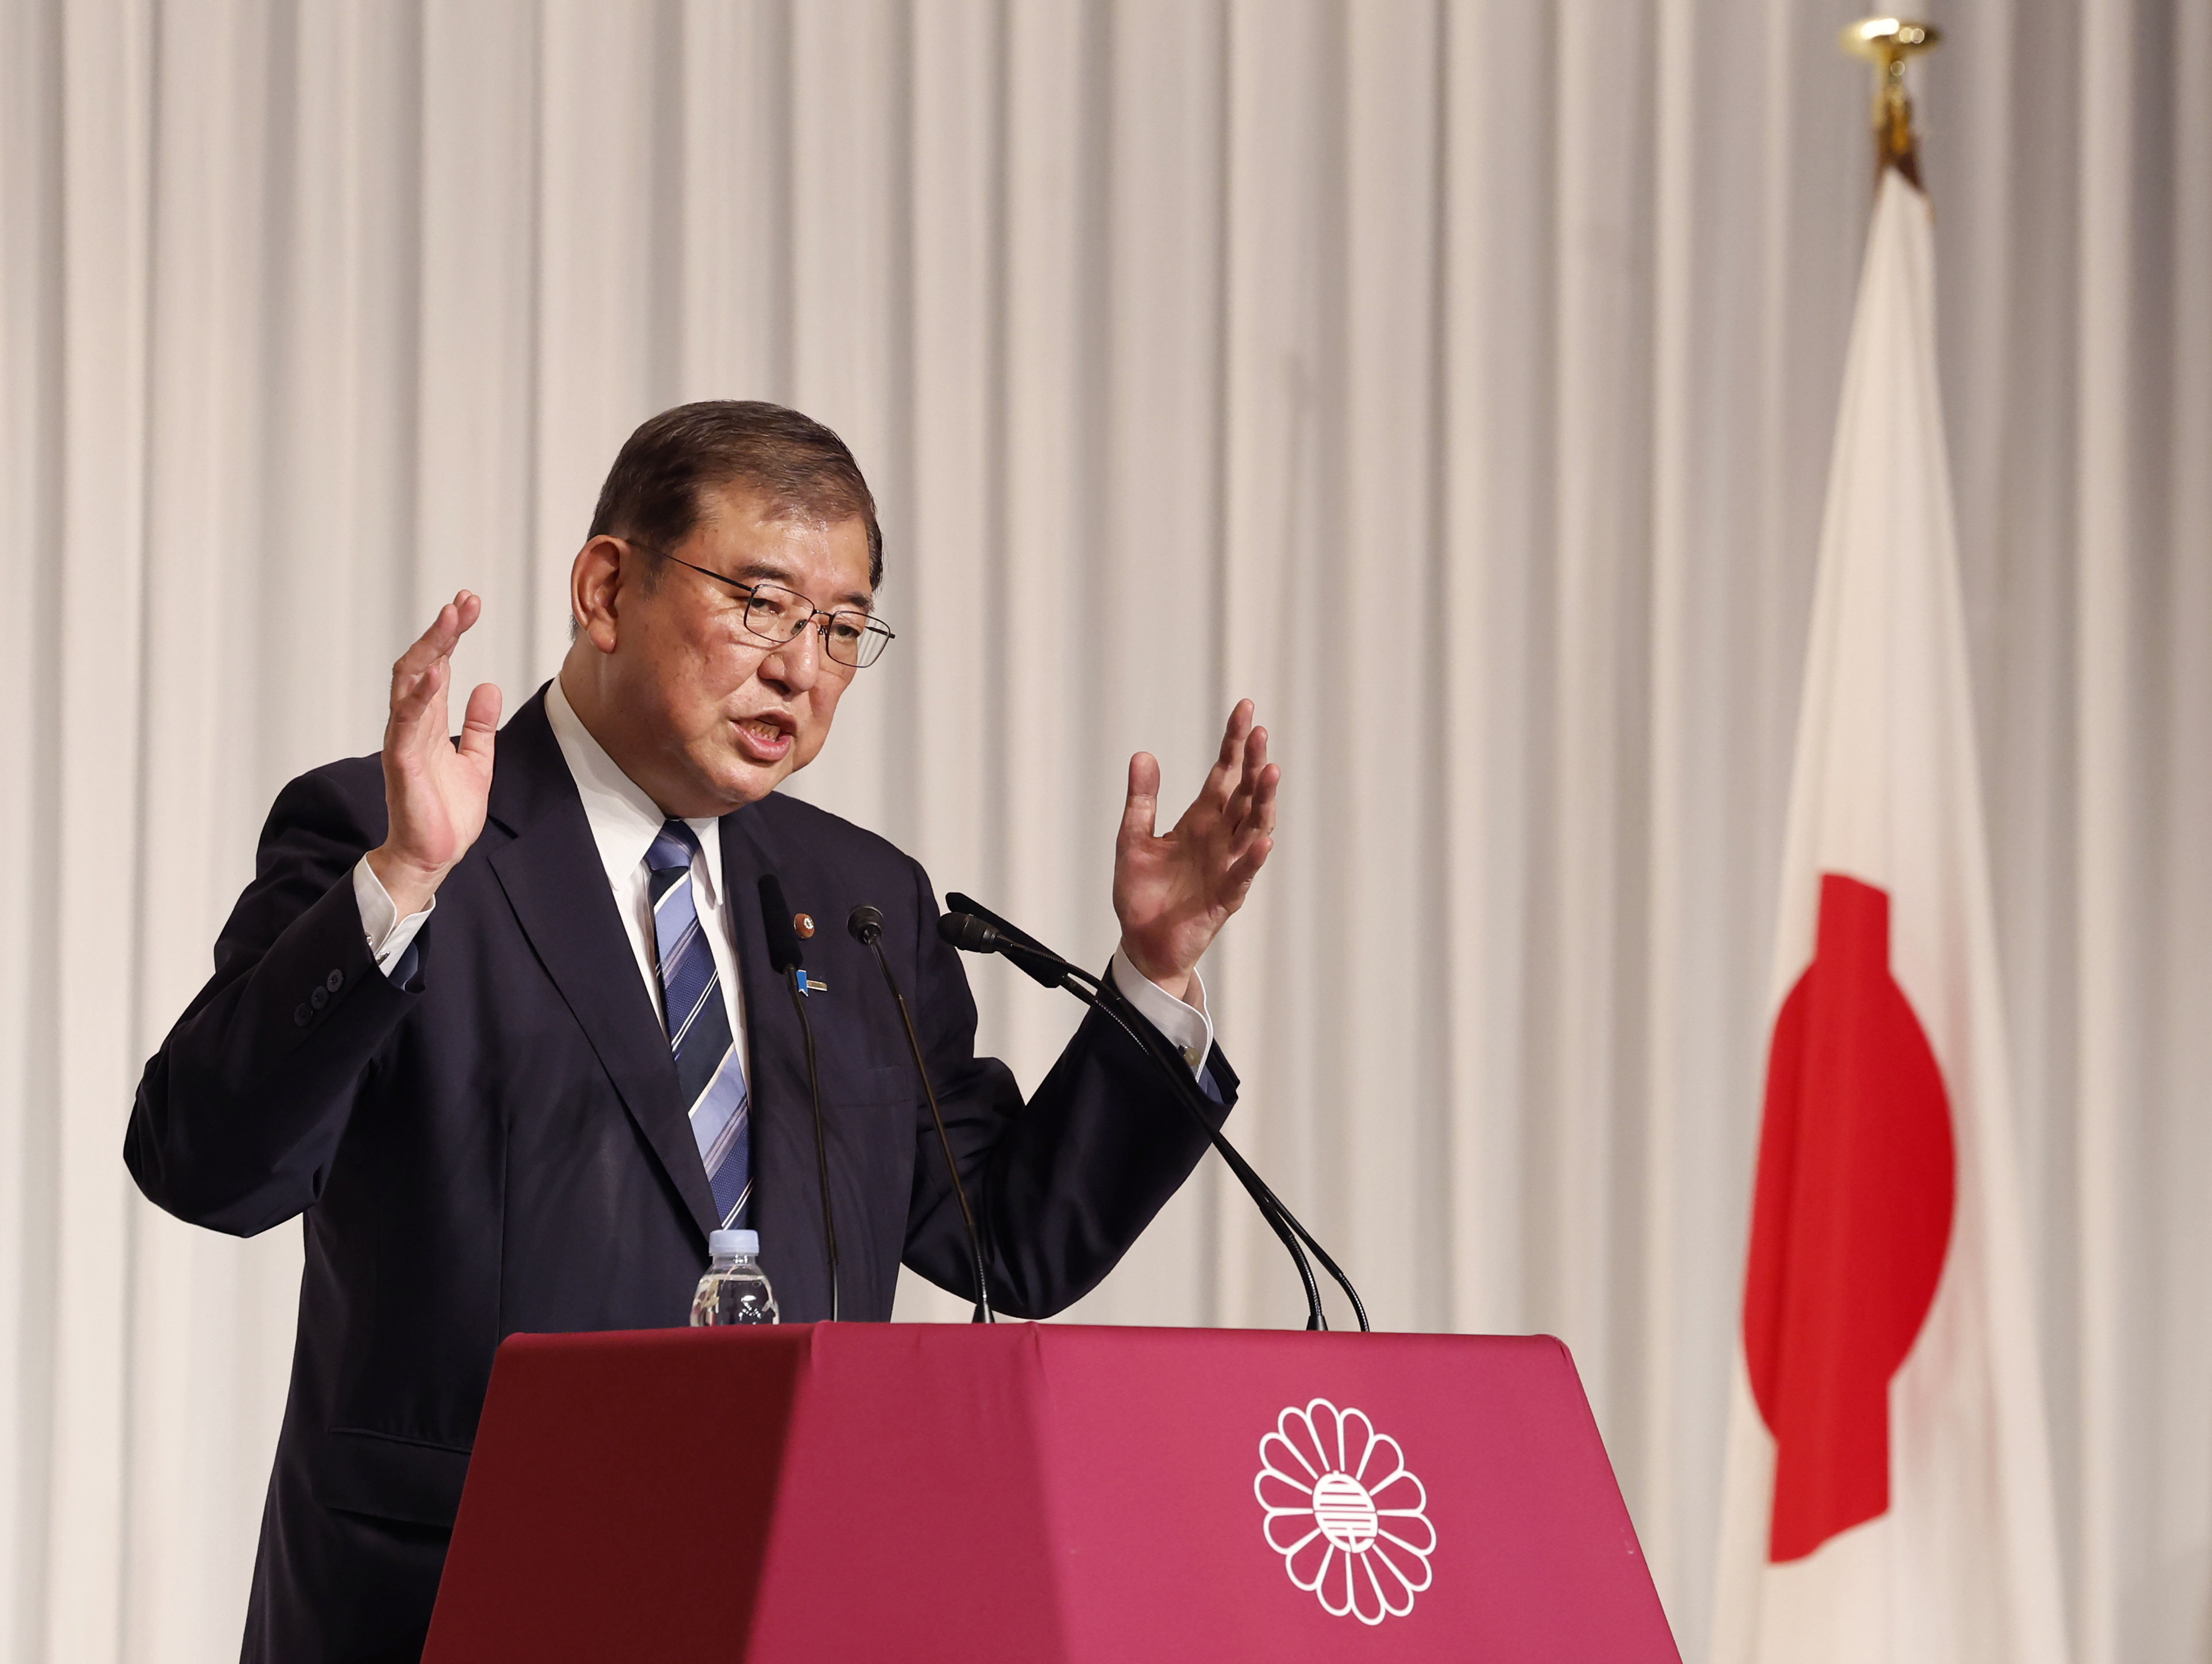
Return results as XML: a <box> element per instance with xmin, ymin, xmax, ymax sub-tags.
<box><xmin>734</xmin><ymin>714</ymin><xmax>795</xmax><ymax>762</ymax></box>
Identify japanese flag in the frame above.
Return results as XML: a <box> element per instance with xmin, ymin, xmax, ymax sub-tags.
<box><xmin>1709</xmin><ymin>169</ymin><xmax>2069</xmax><ymax>1664</ymax></box>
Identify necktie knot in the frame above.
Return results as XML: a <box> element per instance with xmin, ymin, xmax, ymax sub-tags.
<box><xmin>646</xmin><ymin>819</ymin><xmax>700</xmax><ymax>878</ymax></box>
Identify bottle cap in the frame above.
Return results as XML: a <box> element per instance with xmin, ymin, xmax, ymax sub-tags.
<box><xmin>709</xmin><ymin>1228</ymin><xmax>760</xmax><ymax>1258</ymax></box>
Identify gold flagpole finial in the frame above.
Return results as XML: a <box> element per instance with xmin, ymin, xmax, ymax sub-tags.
<box><xmin>1839</xmin><ymin>17</ymin><xmax>1942</xmax><ymax>187</ymax></box>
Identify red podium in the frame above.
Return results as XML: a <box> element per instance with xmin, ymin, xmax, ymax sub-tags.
<box><xmin>422</xmin><ymin>1323</ymin><xmax>1678</xmax><ymax>1661</ymax></box>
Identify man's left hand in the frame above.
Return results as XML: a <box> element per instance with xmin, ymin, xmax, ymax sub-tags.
<box><xmin>1113</xmin><ymin>700</ymin><xmax>1280</xmax><ymax>1004</ymax></box>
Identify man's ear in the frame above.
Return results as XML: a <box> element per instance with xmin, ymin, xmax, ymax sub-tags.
<box><xmin>570</xmin><ymin>537</ymin><xmax>624</xmax><ymax>652</ymax></box>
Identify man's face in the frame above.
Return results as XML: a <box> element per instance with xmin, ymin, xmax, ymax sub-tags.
<box><xmin>590</xmin><ymin>484</ymin><xmax>875</xmax><ymax>818</ymax></box>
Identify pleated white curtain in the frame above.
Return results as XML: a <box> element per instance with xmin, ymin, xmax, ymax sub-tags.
<box><xmin>1</xmin><ymin>2</ymin><xmax>2205</xmax><ymax>1661</ymax></box>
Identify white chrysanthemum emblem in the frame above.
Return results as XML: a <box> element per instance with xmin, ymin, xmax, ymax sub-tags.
<box><xmin>1254</xmin><ymin>1398</ymin><xmax>1435</xmax><ymax>1623</ymax></box>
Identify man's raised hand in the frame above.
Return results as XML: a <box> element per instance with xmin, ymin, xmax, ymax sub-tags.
<box><xmin>367</xmin><ymin>592</ymin><xmax>502</xmax><ymax>919</ymax></box>
<box><xmin>1112</xmin><ymin>700</ymin><xmax>1280</xmax><ymax>1003</ymax></box>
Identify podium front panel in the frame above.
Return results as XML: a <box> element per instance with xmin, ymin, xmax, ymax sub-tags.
<box><xmin>426</xmin><ymin>1323</ymin><xmax>1678</xmax><ymax>1662</ymax></box>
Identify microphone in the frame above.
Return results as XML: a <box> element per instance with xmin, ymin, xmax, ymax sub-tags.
<box><xmin>759</xmin><ymin>874</ymin><xmax>839</xmax><ymax>1321</ymax></box>
<box><xmin>942</xmin><ymin>894</ymin><xmax>1057</xmax><ymax>966</ymax></box>
<box><xmin>936</xmin><ymin>911</ymin><xmax>998</xmax><ymax>953</ymax></box>
<box><xmin>760</xmin><ymin>876</ymin><xmax>805</xmax><ymax>972</ymax></box>
<box><xmin>936</xmin><ymin>902</ymin><xmax>1369</xmax><ymax>1332</ymax></box>
<box><xmin>933</xmin><ymin>912</ymin><xmax>1070</xmax><ymax>990</ymax></box>
<box><xmin>850</xmin><ymin>905</ymin><xmax>993</xmax><ymax>1322</ymax></box>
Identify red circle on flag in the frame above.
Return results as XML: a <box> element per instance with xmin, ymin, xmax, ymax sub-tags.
<box><xmin>1744</xmin><ymin>871</ymin><xmax>1957</xmax><ymax>1563</ymax></box>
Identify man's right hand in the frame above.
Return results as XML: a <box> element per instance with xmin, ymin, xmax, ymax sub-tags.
<box><xmin>367</xmin><ymin>592</ymin><xmax>503</xmax><ymax>919</ymax></box>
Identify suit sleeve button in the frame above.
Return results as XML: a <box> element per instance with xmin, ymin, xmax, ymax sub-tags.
<box><xmin>310</xmin><ymin>987</ymin><xmax>329</xmax><ymax>1011</ymax></box>
<box><xmin>326</xmin><ymin>969</ymin><xmax>344</xmax><ymax>992</ymax></box>
<box><xmin>293</xmin><ymin>1004</ymin><xmax>311</xmax><ymax>1027</ymax></box>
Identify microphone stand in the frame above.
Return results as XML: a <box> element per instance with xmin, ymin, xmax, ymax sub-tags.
<box><xmin>941</xmin><ymin>901</ymin><xmax>1369</xmax><ymax>1333</ymax></box>
<box><xmin>948</xmin><ymin>895</ymin><xmax>1370</xmax><ymax>1332</ymax></box>
<box><xmin>779</xmin><ymin>966</ymin><xmax>840</xmax><ymax>1322</ymax></box>
<box><xmin>849</xmin><ymin>905</ymin><xmax>994</xmax><ymax>1322</ymax></box>
<box><xmin>759</xmin><ymin>875</ymin><xmax>839</xmax><ymax>1321</ymax></box>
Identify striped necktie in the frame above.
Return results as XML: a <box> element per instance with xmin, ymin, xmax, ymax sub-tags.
<box><xmin>646</xmin><ymin>821</ymin><xmax>750</xmax><ymax>1228</ymax></box>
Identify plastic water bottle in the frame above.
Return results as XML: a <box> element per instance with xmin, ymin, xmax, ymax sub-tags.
<box><xmin>690</xmin><ymin>1229</ymin><xmax>779</xmax><ymax>1325</ymax></box>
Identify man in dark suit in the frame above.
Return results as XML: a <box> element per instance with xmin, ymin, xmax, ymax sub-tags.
<box><xmin>126</xmin><ymin>402</ymin><xmax>1279</xmax><ymax>1664</ymax></box>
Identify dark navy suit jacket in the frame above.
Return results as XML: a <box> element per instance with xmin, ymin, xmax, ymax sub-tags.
<box><xmin>126</xmin><ymin>687</ymin><xmax>1234</xmax><ymax>1664</ymax></box>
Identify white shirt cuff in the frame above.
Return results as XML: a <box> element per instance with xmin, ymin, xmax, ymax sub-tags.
<box><xmin>352</xmin><ymin>854</ymin><xmax>435</xmax><ymax>980</ymax></box>
<box><xmin>1108</xmin><ymin>945</ymin><xmax>1215</xmax><ymax>1075</ymax></box>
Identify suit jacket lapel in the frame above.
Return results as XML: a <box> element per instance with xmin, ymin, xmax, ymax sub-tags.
<box><xmin>485</xmin><ymin>690</ymin><xmax>721</xmax><ymax>1241</ymax></box>
<box><xmin>716</xmin><ymin>804</ymin><xmax>782</xmax><ymax>1076</ymax></box>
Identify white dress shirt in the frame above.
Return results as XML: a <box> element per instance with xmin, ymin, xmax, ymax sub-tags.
<box><xmin>351</xmin><ymin>680</ymin><xmax>1216</xmax><ymax>1071</ymax></box>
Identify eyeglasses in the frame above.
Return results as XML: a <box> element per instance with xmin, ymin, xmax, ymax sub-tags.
<box><xmin>624</xmin><ymin>541</ymin><xmax>897</xmax><ymax>669</ymax></box>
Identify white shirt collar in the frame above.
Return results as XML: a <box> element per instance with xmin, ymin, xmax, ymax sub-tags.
<box><xmin>544</xmin><ymin>675</ymin><xmax>723</xmax><ymax>905</ymax></box>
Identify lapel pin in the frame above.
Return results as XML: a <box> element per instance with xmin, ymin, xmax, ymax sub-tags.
<box><xmin>793</xmin><ymin>912</ymin><xmax>816</xmax><ymax>939</ymax></box>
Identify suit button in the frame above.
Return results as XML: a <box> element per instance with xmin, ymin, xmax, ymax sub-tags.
<box><xmin>294</xmin><ymin>1004</ymin><xmax>311</xmax><ymax>1027</ymax></box>
<box><xmin>326</xmin><ymin>969</ymin><xmax>344</xmax><ymax>992</ymax></box>
<box><xmin>311</xmin><ymin>987</ymin><xmax>329</xmax><ymax>1011</ymax></box>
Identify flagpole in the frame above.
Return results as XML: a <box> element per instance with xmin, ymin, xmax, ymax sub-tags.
<box><xmin>1839</xmin><ymin>16</ymin><xmax>1943</xmax><ymax>185</ymax></box>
